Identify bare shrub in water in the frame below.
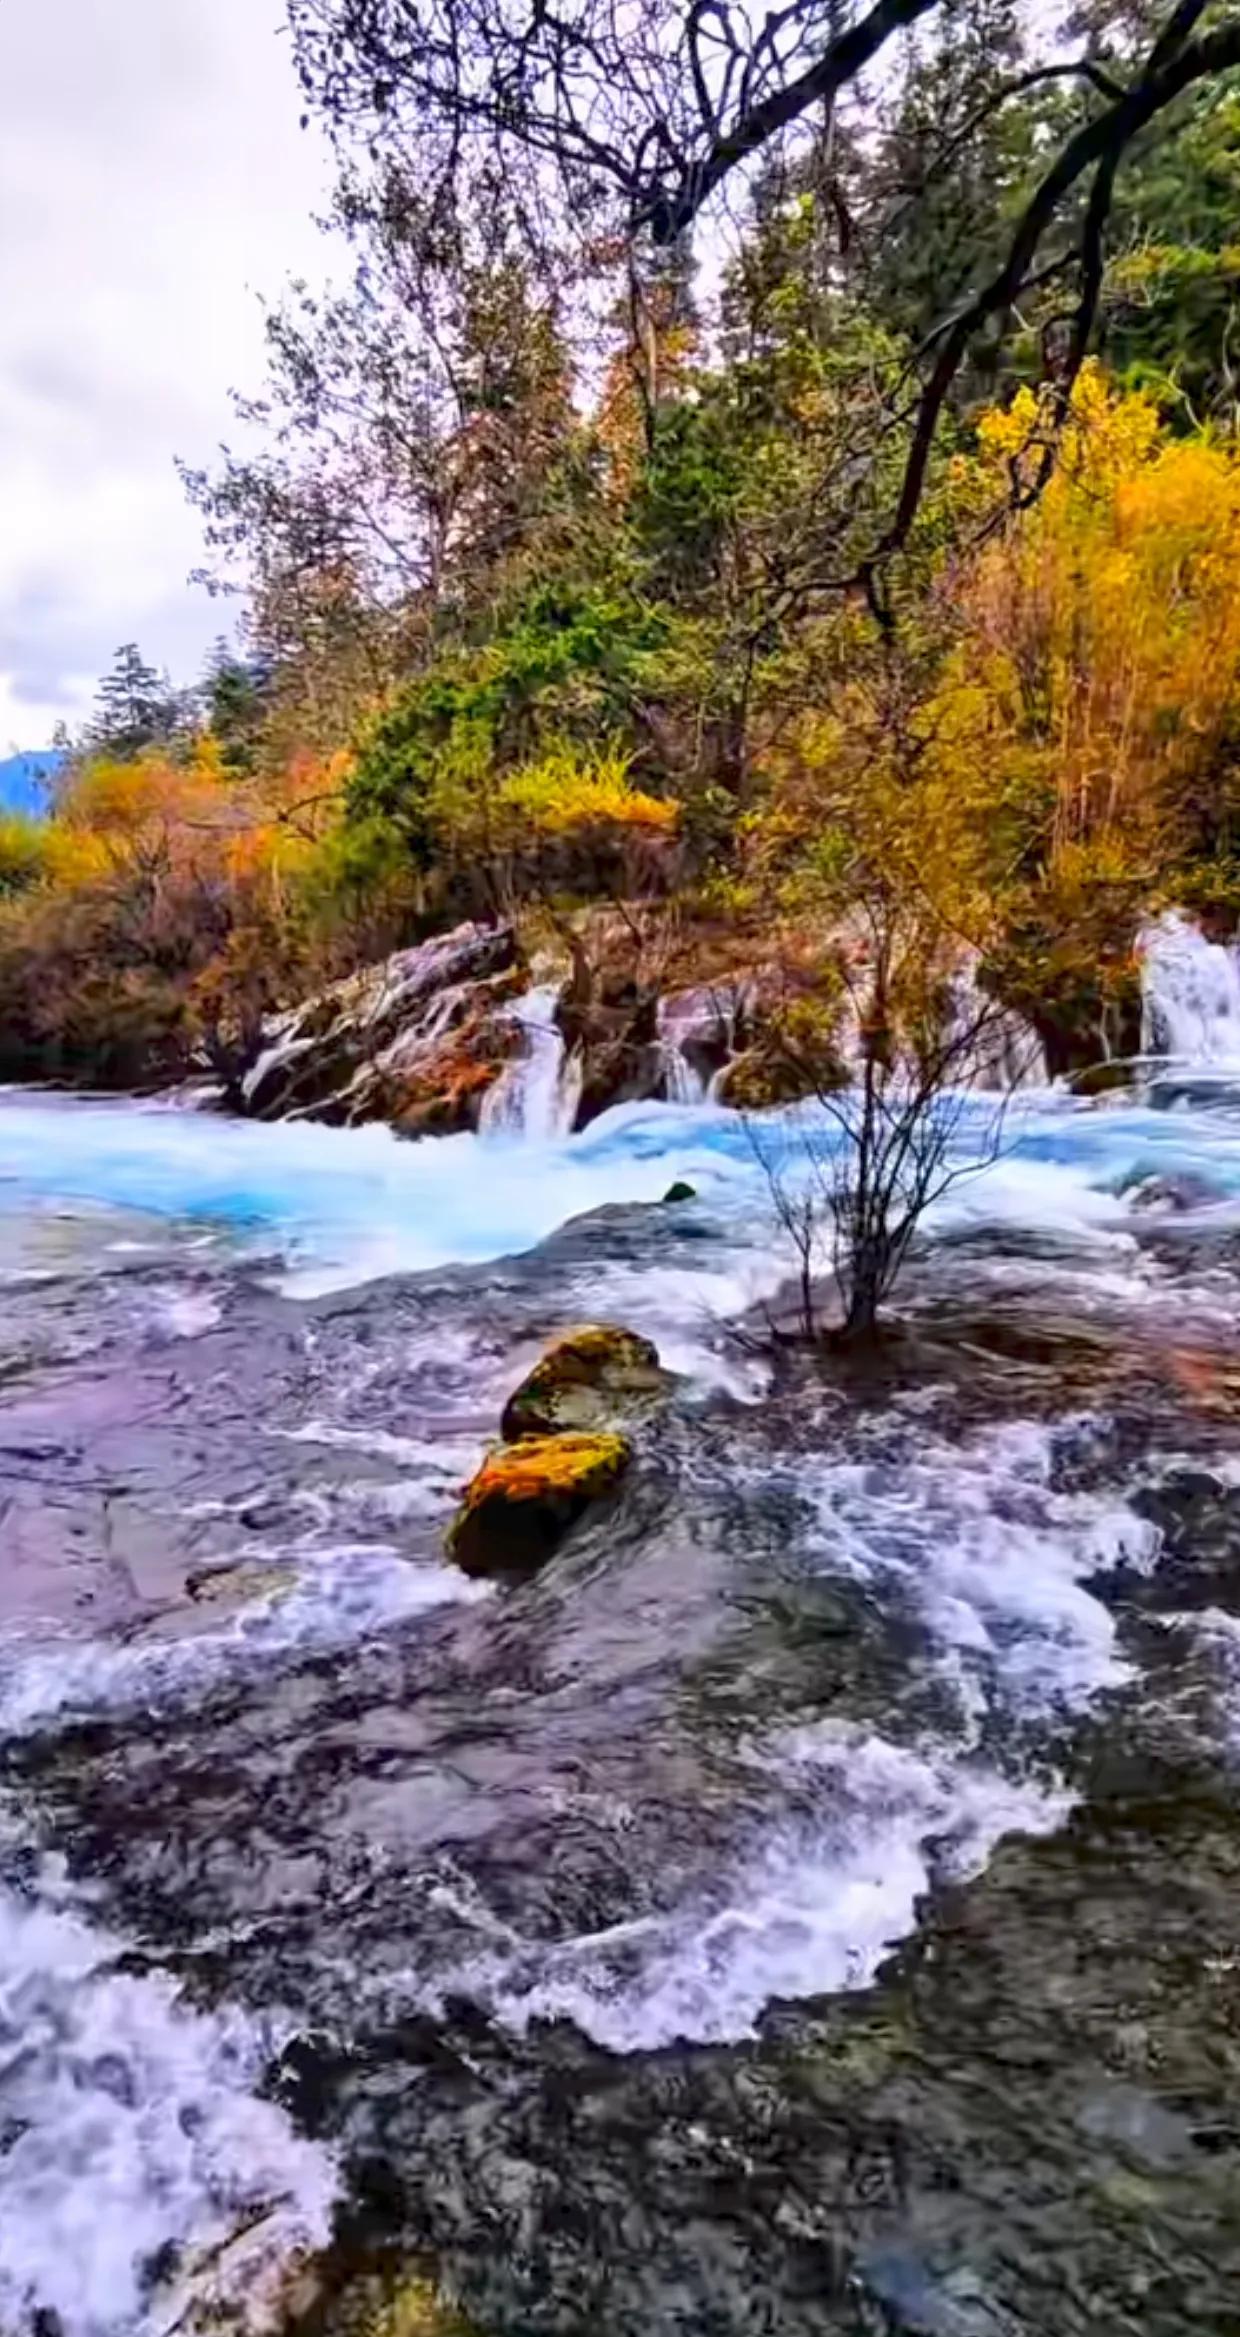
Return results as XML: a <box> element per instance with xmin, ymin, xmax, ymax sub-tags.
<box><xmin>745</xmin><ymin>899</ymin><xmax>1035</xmax><ymax>1346</ymax></box>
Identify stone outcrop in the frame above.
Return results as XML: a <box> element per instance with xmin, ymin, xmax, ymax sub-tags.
<box><xmin>230</xmin><ymin>907</ymin><xmax>1056</xmax><ymax>1140</ymax></box>
<box><xmin>500</xmin><ymin>1324</ymin><xmax>663</xmax><ymax>1440</ymax></box>
<box><xmin>447</xmin><ymin>1321</ymin><xmax>664</xmax><ymax>1576</ymax></box>
<box><xmin>447</xmin><ymin>1431</ymin><xmax>632</xmax><ymax>1577</ymax></box>
<box><xmin>238</xmin><ymin>922</ymin><xmax>521</xmax><ymax>1128</ymax></box>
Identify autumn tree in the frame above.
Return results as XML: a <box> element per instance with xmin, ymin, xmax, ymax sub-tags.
<box><xmin>289</xmin><ymin>0</ymin><xmax>1240</xmax><ymax>567</ymax></box>
<box><xmin>738</xmin><ymin>633</ymin><xmax>1033</xmax><ymax>1341</ymax></box>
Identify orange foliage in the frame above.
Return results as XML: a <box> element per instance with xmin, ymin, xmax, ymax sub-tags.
<box><xmin>0</xmin><ymin>739</ymin><xmax>358</xmax><ymax>1093</ymax></box>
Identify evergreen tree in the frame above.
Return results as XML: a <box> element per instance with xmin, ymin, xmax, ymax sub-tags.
<box><xmin>87</xmin><ymin>644</ymin><xmax>185</xmax><ymax>760</ymax></box>
<box><xmin>852</xmin><ymin>0</ymin><xmax>1035</xmax><ymax>359</ymax></box>
<box><xmin>200</xmin><ymin>638</ymin><xmax>271</xmax><ymax>775</ymax></box>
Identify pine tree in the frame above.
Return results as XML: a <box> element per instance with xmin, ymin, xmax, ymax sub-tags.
<box><xmin>200</xmin><ymin>638</ymin><xmax>270</xmax><ymax>775</ymax></box>
<box><xmin>87</xmin><ymin>644</ymin><xmax>185</xmax><ymax>760</ymax></box>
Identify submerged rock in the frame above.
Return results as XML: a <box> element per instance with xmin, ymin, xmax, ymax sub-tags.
<box><xmin>500</xmin><ymin>1324</ymin><xmax>663</xmax><ymax>1441</ymax></box>
<box><xmin>1123</xmin><ymin>1170</ymin><xmax>1221</xmax><ymax>1214</ymax></box>
<box><xmin>447</xmin><ymin>1431</ymin><xmax>632</xmax><ymax>1577</ymax></box>
<box><xmin>184</xmin><ymin>1558</ymin><xmax>297</xmax><ymax>1613</ymax></box>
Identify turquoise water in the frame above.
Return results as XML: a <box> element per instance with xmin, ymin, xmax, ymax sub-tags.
<box><xmin>0</xmin><ymin>1084</ymin><xmax>1238</xmax><ymax>1293</ymax></box>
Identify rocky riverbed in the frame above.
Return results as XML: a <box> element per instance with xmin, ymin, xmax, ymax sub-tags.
<box><xmin>5</xmin><ymin>1056</ymin><xmax>1240</xmax><ymax>2332</ymax></box>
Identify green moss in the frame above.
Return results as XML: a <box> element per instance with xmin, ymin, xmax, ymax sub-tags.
<box><xmin>500</xmin><ymin>1323</ymin><xmax>661</xmax><ymax>1441</ymax></box>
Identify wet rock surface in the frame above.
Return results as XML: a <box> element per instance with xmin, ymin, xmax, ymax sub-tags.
<box><xmin>7</xmin><ymin>1109</ymin><xmax>1240</xmax><ymax>2331</ymax></box>
<box><xmin>240</xmin><ymin>923</ymin><xmax>521</xmax><ymax>1127</ymax></box>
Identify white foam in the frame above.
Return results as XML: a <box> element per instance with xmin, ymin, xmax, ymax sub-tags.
<box><xmin>438</xmin><ymin>1730</ymin><xmax>1068</xmax><ymax>2051</ymax></box>
<box><xmin>0</xmin><ymin>1543</ymin><xmax>488</xmax><ymax>1736</ymax></box>
<box><xmin>0</xmin><ymin>1880</ymin><xmax>336</xmax><ymax>2336</ymax></box>
<box><xmin>396</xmin><ymin>1422</ymin><xmax>1153</xmax><ymax>2053</ymax></box>
<box><xmin>804</xmin><ymin>1418</ymin><xmax>1159</xmax><ymax>1724</ymax></box>
<box><xmin>155</xmin><ymin>1287</ymin><xmax>223</xmax><ymax>1339</ymax></box>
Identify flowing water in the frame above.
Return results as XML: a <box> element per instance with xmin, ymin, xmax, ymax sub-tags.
<box><xmin>478</xmin><ymin>984</ymin><xmax>583</xmax><ymax>1141</ymax></box>
<box><xmin>7</xmin><ymin>923</ymin><xmax>1240</xmax><ymax>2333</ymax></box>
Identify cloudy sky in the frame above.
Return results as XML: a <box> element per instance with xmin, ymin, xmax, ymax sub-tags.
<box><xmin>0</xmin><ymin>2</ymin><xmax>334</xmax><ymax>748</ymax></box>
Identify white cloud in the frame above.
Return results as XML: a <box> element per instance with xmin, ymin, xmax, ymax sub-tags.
<box><xmin>0</xmin><ymin>0</ymin><xmax>334</xmax><ymax>747</ymax></box>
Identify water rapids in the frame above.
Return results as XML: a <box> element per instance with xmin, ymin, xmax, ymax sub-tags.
<box><xmin>3</xmin><ymin>918</ymin><xmax>1240</xmax><ymax>2333</ymax></box>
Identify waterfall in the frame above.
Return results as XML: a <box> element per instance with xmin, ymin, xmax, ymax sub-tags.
<box><xmin>943</xmin><ymin>956</ymin><xmax>1048</xmax><ymax>1091</ymax></box>
<box><xmin>657</xmin><ymin>995</ymin><xmax>708</xmax><ymax>1105</ymax></box>
<box><xmin>480</xmin><ymin>983</ymin><xmax>583</xmax><ymax>1140</ymax></box>
<box><xmin>656</xmin><ymin>987</ymin><xmax>737</xmax><ymax>1104</ymax></box>
<box><xmin>1140</xmin><ymin>910</ymin><xmax>1240</xmax><ymax>1066</ymax></box>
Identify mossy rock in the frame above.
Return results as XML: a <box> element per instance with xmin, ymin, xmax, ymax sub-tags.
<box><xmin>305</xmin><ymin>2266</ymin><xmax>479</xmax><ymax>2337</ymax></box>
<box><xmin>500</xmin><ymin>1323</ymin><xmax>663</xmax><ymax>1441</ymax></box>
<box><xmin>714</xmin><ymin>1044</ymin><xmax>835</xmax><ymax>1109</ymax></box>
<box><xmin>447</xmin><ymin>1430</ymin><xmax>631</xmax><ymax>1577</ymax></box>
<box><xmin>1071</xmin><ymin>1058</ymin><xmax>1135</xmax><ymax>1099</ymax></box>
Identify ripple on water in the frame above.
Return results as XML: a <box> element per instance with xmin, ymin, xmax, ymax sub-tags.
<box><xmin>0</xmin><ymin>1542</ymin><xmax>490</xmax><ymax>1737</ymax></box>
<box><xmin>294</xmin><ymin>1419</ymin><xmax>1161</xmax><ymax>2057</ymax></box>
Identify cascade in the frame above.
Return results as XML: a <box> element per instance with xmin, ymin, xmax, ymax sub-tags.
<box><xmin>656</xmin><ymin>987</ymin><xmax>737</xmax><ymax>1104</ymax></box>
<box><xmin>238</xmin><ymin>920</ymin><xmax>515</xmax><ymax>1122</ymax></box>
<box><xmin>480</xmin><ymin>983</ymin><xmax>583</xmax><ymax>1140</ymax></box>
<box><xmin>943</xmin><ymin>956</ymin><xmax>1048</xmax><ymax>1091</ymax></box>
<box><xmin>1140</xmin><ymin>909</ymin><xmax>1240</xmax><ymax>1066</ymax></box>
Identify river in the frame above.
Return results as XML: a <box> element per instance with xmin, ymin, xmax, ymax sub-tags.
<box><xmin>5</xmin><ymin>919</ymin><xmax>1240</xmax><ymax>2334</ymax></box>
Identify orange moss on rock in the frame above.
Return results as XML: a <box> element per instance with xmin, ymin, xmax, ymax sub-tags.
<box><xmin>447</xmin><ymin>1430</ymin><xmax>631</xmax><ymax>1576</ymax></box>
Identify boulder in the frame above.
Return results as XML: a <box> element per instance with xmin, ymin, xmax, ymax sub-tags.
<box><xmin>663</xmin><ymin>1180</ymin><xmax>696</xmax><ymax>1203</ymax></box>
<box><xmin>184</xmin><ymin>1559</ymin><xmax>296</xmax><ymax>1613</ymax></box>
<box><xmin>1123</xmin><ymin>1170</ymin><xmax>1220</xmax><ymax>1214</ymax></box>
<box><xmin>500</xmin><ymin>1323</ymin><xmax>663</xmax><ymax>1441</ymax></box>
<box><xmin>447</xmin><ymin>1432</ymin><xmax>631</xmax><ymax>1577</ymax></box>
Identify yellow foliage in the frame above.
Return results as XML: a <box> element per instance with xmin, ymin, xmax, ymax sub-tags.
<box><xmin>955</xmin><ymin>364</ymin><xmax>1240</xmax><ymax>866</ymax></box>
<box><xmin>497</xmin><ymin>749</ymin><xmax>678</xmax><ymax>837</ymax></box>
<box><xmin>0</xmin><ymin>810</ymin><xmax>114</xmax><ymax>894</ymax></box>
<box><xmin>44</xmin><ymin>744</ymin><xmax>347</xmax><ymax>905</ymax></box>
<box><xmin>313</xmin><ymin>2266</ymin><xmax>478</xmax><ymax>2337</ymax></box>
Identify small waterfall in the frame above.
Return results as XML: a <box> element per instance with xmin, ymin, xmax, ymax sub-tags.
<box><xmin>656</xmin><ymin>987</ymin><xmax>737</xmax><ymax>1104</ymax></box>
<box><xmin>481</xmin><ymin>983</ymin><xmax>583</xmax><ymax>1140</ymax></box>
<box><xmin>1140</xmin><ymin>910</ymin><xmax>1240</xmax><ymax>1065</ymax></box>
<box><xmin>944</xmin><ymin>957</ymin><xmax>1048</xmax><ymax>1091</ymax></box>
<box><xmin>657</xmin><ymin>1001</ymin><xmax>707</xmax><ymax>1105</ymax></box>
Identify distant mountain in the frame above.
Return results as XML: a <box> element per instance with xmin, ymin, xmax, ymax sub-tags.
<box><xmin>0</xmin><ymin>749</ymin><xmax>64</xmax><ymax>818</ymax></box>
